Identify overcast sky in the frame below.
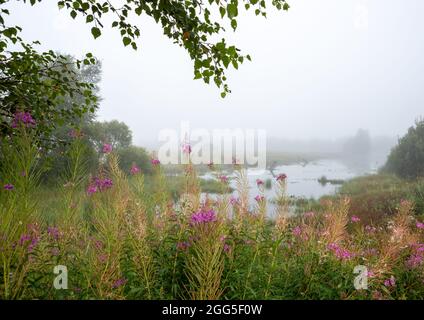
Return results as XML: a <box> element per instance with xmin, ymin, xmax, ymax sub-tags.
<box><xmin>7</xmin><ymin>0</ymin><xmax>424</xmax><ymax>147</ymax></box>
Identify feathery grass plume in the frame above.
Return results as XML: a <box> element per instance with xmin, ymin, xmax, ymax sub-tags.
<box><xmin>127</xmin><ymin>169</ymin><xmax>154</xmax><ymax>285</ymax></box>
<box><xmin>86</xmin><ymin>153</ymin><xmax>129</xmax><ymax>299</ymax></box>
<box><xmin>60</xmin><ymin>135</ymin><xmax>91</xmax><ymax>225</ymax></box>
<box><xmin>150</xmin><ymin>156</ymin><xmax>172</xmax><ymax>220</ymax></box>
<box><xmin>321</xmin><ymin>198</ymin><xmax>350</xmax><ymax>245</ymax></box>
<box><xmin>125</xmin><ymin>187</ymin><xmax>155</xmax><ymax>299</ymax></box>
<box><xmin>208</xmin><ymin>163</ymin><xmax>231</xmax><ymax>220</ymax></box>
<box><xmin>255</xmin><ymin>178</ymin><xmax>267</xmax><ymax>222</ymax></box>
<box><xmin>274</xmin><ymin>173</ymin><xmax>289</xmax><ymax>235</ymax></box>
<box><xmin>374</xmin><ymin>200</ymin><xmax>419</xmax><ymax>276</ymax></box>
<box><xmin>185</xmin><ymin>207</ymin><xmax>225</xmax><ymax>299</ymax></box>
<box><xmin>182</xmin><ymin>161</ymin><xmax>201</xmax><ymax>214</ymax></box>
<box><xmin>216</xmin><ymin>175</ymin><xmax>232</xmax><ymax>221</ymax></box>
<box><xmin>0</xmin><ymin>127</ymin><xmax>43</xmax><ymax>299</ymax></box>
<box><xmin>233</xmin><ymin>165</ymin><xmax>250</xmax><ymax>234</ymax></box>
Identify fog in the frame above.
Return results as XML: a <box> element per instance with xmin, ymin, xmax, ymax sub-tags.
<box><xmin>7</xmin><ymin>0</ymin><xmax>424</xmax><ymax>150</ymax></box>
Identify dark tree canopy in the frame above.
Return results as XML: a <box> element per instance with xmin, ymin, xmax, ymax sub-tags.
<box><xmin>383</xmin><ymin>119</ymin><xmax>424</xmax><ymax>179</ymax></box>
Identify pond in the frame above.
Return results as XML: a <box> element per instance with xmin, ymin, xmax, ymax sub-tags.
<box><xmin>199</xmin><ymin>158</ymin><xmax>380</xmax><ymax>216</ymax></box>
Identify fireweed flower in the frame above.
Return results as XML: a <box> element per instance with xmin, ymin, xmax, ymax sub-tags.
<box><xmin>254</xmin><ymin>195</ymin><xmax>264</xmax><ymax>202</ymax></box>
<box><xmin>3</xmin><ymin>184</ymin><xmax>14</xmax><ymax>190</ymax></box>
<box><xmin>416</xmin><ymin>222</ymin><xmax>424</xmax><ymax>229</ymax></box>
<box><xmin>292</xmin><ymin>226</ymin><xmax>302</xmax><ymax>237</ymax></box>
<box><xmin>50</xmin><ymin>247</ymin><xmax>60</xmax><ymax>256</ymax></box>
<box><xmin>229</xmin><ymin>196</ymin><xmax>240</xmax><ymax>206</ymax></box>
<box><xmin>47</xmin><ymin>226</ymin><xmax>60</xmax><ymax>240</ymax></box>
<box><xmin>406</xmin><ymin>254</ymin><xmax>423</xmax><ymax>269</ymax></box>
<box><xmin>130</xmin><ymin>164</ymin><xmax>140</xmax><ymax>175</ymax></box>
<box><xmin>11</xmin><ymin>111</ymin><xmax>36</xmax><ymax>128</ymax></box>
<box><xmin>190</xmin><ymin>209</ymin><xmax>217</xmax><ymax>225</ymax></box>
<box><xmin>365</xmin><ymin>225</ymin><xmax>377</xmax><ymax>233</ymax></box>
<box><xmin>304</xmin><ymin>211</ymin><xmax>315</xmax><ymax>218</ymax></box>
<box><xmin>102</xmin><ymin>143</ymin><xmax>112</xmax><ymax>153</ymax></box>
<box><xmin>182</xmin><ymin>143</ymin><xmax>192</xmax><ymax>154</ymax></box>
<box><xmin>91</xmin><ymin>177</ymin><xmax>113</xmax><ymax>192</ymax></box>
<box><xmin>367</xmin><ymin>270</ymin><xmax>376</xmax><ymax>278</ymax></box>
<box><xmin>351</xmin><ymin>215</ymin><xmax>361</xmax><ymax>223</ymax></box>
<box><xmin>87</xmin><ymin>184</ymin><xmax>97</xmax><ymax>195</ymax></box>
<box><xmin>223</xmin><ymin>244</ymin><xmax>231</xmax><ymax>253</ymax></box>
<box><xmin>276</xmin><ymin>173</ymin><xmax>287</xmax><ymax>181</ymax></box>
<box><xmin>112</xmin><ymin>278</ymin><xmax>127</xmax><ymax>289</ymax></box>
<box><xmin>92</xmin><ymin>238</ymin><xmax>104</xmax><ymax>250</ymax></box>
<box><xmin>19</xmin><ymin>234</ymin><xmax>31</xmax><ymax>246</ymax></box>
<box><xmin>327</xmin><ymin>243</ymin><xmax>353</xmax><ymax>260</ymax></box>
<box><xmin>98</xmin><ymin>254</ymin><xmax>108</xmax><ymax>263</ymax></box>
<box><xmin>256</xmin><ymin>179</ymin><xmax>264</xmax><ymax>186</ymax></box>
<box><xmin>176</xmin><ymin>241</ymin><xmax>191</xmax><ymax>251</ymax></box>
<box><xmin>151</xmin><ymin>158</ymin><xmax>160</xmax><ymax>165</ymax></box>
<box><xmin>100</xmin><ymin>178</ymin><xmax>113</xmax><ymax>190</ymax></box>
<box><xmin>384</xmin><ymin>276</ymin><xmax>396</xmax><ymax>287</ymax></box>
<box><xmin>362</xmin><ymin>248</ymin><xmax>379</xmax><ymax>257</ymax></box>
<box><xmin>219</xmin><ymin>175</ymin><xmax>228</xmax><ymax>183</ymax></box>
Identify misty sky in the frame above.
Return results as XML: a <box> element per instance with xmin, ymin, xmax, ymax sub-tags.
<box><xmin>6</xmin><ymin>0</ymin><xmax>424</xmax><ymax>148</ymax></box>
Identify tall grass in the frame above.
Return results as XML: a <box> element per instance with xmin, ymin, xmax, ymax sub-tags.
<box><xmin>1</xmin><ymin>130</ymin><xmax>424</xmax><ymax>300</ymax></box>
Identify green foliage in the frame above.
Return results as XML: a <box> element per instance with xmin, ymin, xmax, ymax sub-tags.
<box><xmin>17</xmin><ymin>0</ymin><xmax>290</xmax><ymax>96</ymax></box>
<box><xmin>0</xmin><ymin>3</ymin><xmax>99</xmax><ymax>143</ymax></box>
<box><xmin>84</xmin><ymin>120</ymin><xmax>132</xmax><ymax>151</ymax></box>
<box><xmin>383</xmin><ymin>119</ymin><xmax>424</xmax><ymax>179</ymax></box>
<box><xmin>116</xmin><ymin>145</ymin><xmax>152</xmax><ymax>175</ymax></box>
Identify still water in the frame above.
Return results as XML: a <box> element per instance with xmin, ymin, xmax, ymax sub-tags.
<box><xmin>199</xmin><ymin>158</ymin><xmax>379</xmax><ymax>215</ymax></box>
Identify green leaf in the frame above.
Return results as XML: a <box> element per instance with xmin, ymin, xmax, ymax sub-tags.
<box><xmin>91</xmin><ymin>27</ymin><xmax>101</xmax><ymax>39</ymax></box>
<box><xmin>227</xmin><ymin>4</ymin><xmax>238</xmax><ymax>19</ymax></box>
<box><xmin>231</xmin><ymin>19</ymin><xmax>237</xmax><ymax>31</ymax></box>
<box><xmin>123</xmin><ymin>37</ymin><xmax>131</xmax><ymax>46</ymax></box>
<box><xmin>219</xmin><ymin>7</ymin><xmax>226</xmax><ymax>18</ymax></box>
<box><xmin>86</xmin><ymin>15</ymin><xmax>94</xmax><ymax>23</ymax></box>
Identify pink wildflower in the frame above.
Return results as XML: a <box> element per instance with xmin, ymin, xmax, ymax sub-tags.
<box><xmin>256</xmin><ymin>179</ymin><xmax>264</xmax><ymax>186</ymax></box>
<box><xmin>182</xmin><ymin>143</ymin><xmax>192</xmax><ymax>154</ymax></box>
<box><xmin>365</xmin><ymin>225</ymin><xmax>377</xmax><ymax>233</ymax></box>
<box><xmin>130</xmin><ymin>164</ymin><xmax>140</xmax><ymax>175</ymax></box>
<box><xmin>327</xmin><ymin>243</ymin><xmax>353</xmax><ymax>260</ymax></box>
<box><xmin>3</xmin><ymin>184</ymin><xmax>14</xmax><ymax>190</ymax></box>
<box><xmin>292</xmin><ymin>226</ymin><xmax>302</xmax><ymax>237</ymax></box>
<box><xmin>112</xmin><ymin>278</ymin><xmax>127</xmax><ymax>289</ymax></box>
<box><xmin>190</xmin><ymin>209</ymin><xmax>217</xmax><ymax>224</ymax></box>
<box><xmin>304</xmin><ymin>211</ymin><xmax>315</xmax><ymax>218</ymax></box>
<box><xmin>229</xmin><ymin>196</ymin><xmax>240</xmax><ymax>206</ymax></box>
<box><xmin>87</xmin><ymin>184</ymin><xmax>97</xmax><ymax>195</ymax></box>
<box><xmin>219</xmin><ymin>175</ymin><xmax>228</xmax><ymax>183</ymax></box>
<box><xmin>416</xmin><ymin>222</ymin><xmax>424</xmax><ymax>229</ymax></box>
<box><xmin>177</xmin><ymin>241</ymin><xmax>191</xmax><ymax>251</ymax></box>
<box><xmin>98</xmin><ymin>254</ymin><xmax>108</xmax><ymax>263</ymax></box>
<box><xmin>151</xmin><ymin>158</ymin><xmax>160</xmax><ymax>165</ymax></box>
<box><xmin>102</xmin><ymin>143</ymin><xmax>112</xmax><ymax>154</ymax></box>
<box><xmin>351</xmin><ymin>215</ymin><xmax>361</xmax><ymax>223</ymax></box>
<box><xmin>254</xmin><ymin>195</ymin><xmax>265</xmax><ymax>202</ymax></box>
<box><xmin>51</xmin><ymin>248</ymin><xmax>60</xmax><ymax>256</ymax></box>
<box><xmin>11</xmin><ymin>111</ymin><xmax>36</xmax><ymax>128</ymax></box>
<box><xmin>47</xmin><ymin>226</ymin><xmax>60</xmax><ymax>240</ymax></box>
<box><xmin>276</xmin><ymin>173</ymin><xmax>287</xmax><ymax>181</ymax></box>
<box><xmin>384</xmin><ymin>276</ymin><xmax>396</xmax><ymax>287</ymax></box>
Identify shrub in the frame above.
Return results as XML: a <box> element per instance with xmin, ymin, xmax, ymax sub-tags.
<box><xmin>383</xmin><ymin>119</ymin><xmax>424</xmax><ymax>179</ymax></box>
